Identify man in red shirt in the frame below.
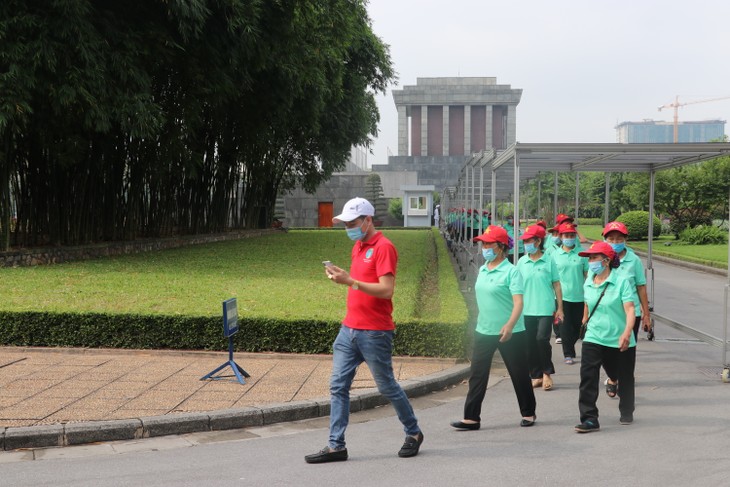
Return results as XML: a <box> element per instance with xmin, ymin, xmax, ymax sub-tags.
<box><xmin>305</xmin><ymin>197</ymin><xmax>424</xmax><ymax>464</ymax></box>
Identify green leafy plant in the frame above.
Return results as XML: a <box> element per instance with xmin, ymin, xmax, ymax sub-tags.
<box><xmin>616</xmin><ymin>211</ymin><xmax>661</xmax><ymax>240</ymax></box>
<box><xmin>679</xmin><ymin>225</ymin><xmax>728</xmax><ymax>245</ymax></box>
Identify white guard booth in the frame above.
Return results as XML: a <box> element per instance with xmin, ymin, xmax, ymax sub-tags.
<box><xmin>401</xmin><ymin>185</ymin><xmax>435</xmax><ymax>227</ymax></box>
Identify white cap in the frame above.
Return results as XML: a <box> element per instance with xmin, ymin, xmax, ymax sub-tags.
<box><xmin>333</xmin><ymin>197</ymin><xmax>374</xmax><ymax>223</ymax></box>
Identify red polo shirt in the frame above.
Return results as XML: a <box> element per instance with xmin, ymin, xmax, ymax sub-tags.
<box><xmin>342</xmin><ymin>231</ymin><xmax>398</xmax><ymax>331</ymax></box>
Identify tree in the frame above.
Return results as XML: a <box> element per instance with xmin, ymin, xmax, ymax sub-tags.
<box><xmin>0</xmin><ymin>0</ymin><xmax>394</xmax><ymax>250</ymax></box>
<box><xmin>365</xmin><ymin>173</ymin><xmax>387</xmax><ymax>220</ymax></box>
<box><xmin>388</xmin><ymin>198</ymin><xmax>403</xmax><ymax>220</ymax></box>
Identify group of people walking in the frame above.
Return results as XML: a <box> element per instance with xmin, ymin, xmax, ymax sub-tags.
<box><xmin>452</xmin><ymin>215</ymin><xmax>651</xmax><ymax>435</ymax></box>
<box><xmin>306</xmin><ymin>198</ymin><xmax>651</xmax><ymax>464</ymax></box>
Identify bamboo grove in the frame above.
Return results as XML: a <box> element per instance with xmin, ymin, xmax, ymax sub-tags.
<box><xmin>0</xmin><ymin>0</ymin><xmax>394</xmax><ymax>250</ymax></box>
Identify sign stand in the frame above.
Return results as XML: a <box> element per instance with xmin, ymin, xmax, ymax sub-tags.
<box><xmin>201</xmin><ymin>298</ymin><xmax>250</xmax><ymax>385</ymax></box>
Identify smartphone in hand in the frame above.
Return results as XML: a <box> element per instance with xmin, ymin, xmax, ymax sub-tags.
<box><xmin>322</xmin><ymin>261</ymin><xmax>333</xmax><ymax>267</ymax></box>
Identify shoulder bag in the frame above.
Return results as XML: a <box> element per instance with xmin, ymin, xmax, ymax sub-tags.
<box><xmin>579</xmin><ymin>282</ymin><xmax>610</xmax><ymax>340</ymax></box>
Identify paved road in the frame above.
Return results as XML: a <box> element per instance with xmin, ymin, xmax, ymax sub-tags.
<box><xmin>647</xmin><ymin>258</ymin><xmax>728</xmax><ymax>342</ymax></box>
<box><xmin>2</xmin><ymin>333</ymin><xmax>728</xmax><ymax>487</ymax></box>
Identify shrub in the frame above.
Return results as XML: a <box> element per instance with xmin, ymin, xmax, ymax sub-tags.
<box><xmin>388</xmin><ymin>197</ymin><xmax>403</xmax><ymax>219</ymax></box>
<box><xmin>616</xmin><ymin>211</ymin><xmax>661</xmax><ymax>240</ymax></box>
<box><xmin>0</xmin><ymin>229</ymin><xmax>469</xmax><ymax>358</ymax></box>
<box><xmin>679</xmin><ymin>225</ymin><xmax>728</xmax><ymax>245</ymax></box>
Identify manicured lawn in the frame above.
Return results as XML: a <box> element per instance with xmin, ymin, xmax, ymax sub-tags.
<box><xmin>580</xmin><ymin>225</ymin><xmax>728</xmax><ymax>268</ymax></box>
<box><xmin>0</xmin><ymin>230</ymin><xmax>464</xmax><ymax>323</ymax></box>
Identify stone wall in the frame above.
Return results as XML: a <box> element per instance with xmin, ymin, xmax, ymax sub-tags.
<box><xmin>0</xmin><ymin>229</ymin><xmax>277</xmax><ymax>267</ymax></box>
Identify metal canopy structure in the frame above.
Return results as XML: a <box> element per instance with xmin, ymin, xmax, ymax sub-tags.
<box><xmin>448</xmin><ymin>142</ymin><xmax>730</xmax><ymax>376</ymax></box>
<box><xmin>460</xmin><ymin>142</ymin><xmax>730</xmax><ymax>200</ymax></box>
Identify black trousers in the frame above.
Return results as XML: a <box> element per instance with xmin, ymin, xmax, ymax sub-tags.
<box><xmin>560</xmin><ymin>300</ymin><xmax>583</xmax><ymax>359</ymax></box>
<box><xmin>463</xmin><ymin>331</ymin><xmax>536</xmax><ymax>422</ymax></box>
<box><xmin>524</xmin><ymin>315</ymin><xmax>555</xmax><ymax>378</ymax></box>
<box><xmin>579</xmin><ymin>341</ymin><xmax>636</xmax><ymax>424</ymax></box>
<box><xmin>632</xmin><ymin>315</ymin><xmax>642</xmax><ymax>340</ymax></box>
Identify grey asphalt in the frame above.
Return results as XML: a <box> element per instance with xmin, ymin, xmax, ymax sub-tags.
<box><xmin>1</xmin><ymin>329</ymin><xmax>728</xmax><ymax>486</ymax></box>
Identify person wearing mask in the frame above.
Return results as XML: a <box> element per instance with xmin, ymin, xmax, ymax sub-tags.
<box><xmin>600</xmin><ymin>221</ymin><xmax>651</xmax><ymax>398</ymax></box>
<box><xmin>552</xmin><ymin>222</ymin><xmax>588</xmax><ymax>365</ymax></box>
<box><xmin>574</xmin><ymin>241</ymin><xmax>636</xmax><ymax>432</ymax></box>
<box><xmin>544</xmin><ymin>225</ymin><xmax>563</xmax><ymax>256</ymax></box>
<box><xmin>305</xmin><ymin>197</ymin><xmax>423</xmax><ymax>463</ymax></box>
<box><xmin>555</xmin><ymin>213</ymin><xmax>588</xmax><ymax>244</ymax></box>
<box><xmin>516</xmin><ymin>225</ymin><xmax>564</xmax><ymax>391</ymax></box>
<box><xmin>450</xmin><ymin>225</ymin><xmax>537</xmax><ymax>431</ymax></box>
<box><xmin>544</xmin><ymin>224</ymin><xmax>563</xmax><ymax>343</ymax></box>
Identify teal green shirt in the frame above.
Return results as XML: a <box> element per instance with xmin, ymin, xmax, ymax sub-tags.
<box><xmin>583</xmin><ymin>270</ymin><xmax>637</xmax><ymax>348</ymax></box>
<box><xmin>552</xmin><ymin>245</ymin><xmax>589</xmax><ymax>302</ymax></box>
<box><xmin>505</xmin><ymin>224</ymin><xmax>525</xmax><ymax>255</ymax></box>
<box><xmin>475</xmin><ymin>259</ymin><xmax>525</xmax><ymax>336</ymax></box>
<box><xmin>516</xmin><ymin>252</ymin><xmax>560</xmax><ymax>316</ymax></box>
<box><xmin>544</xmin><ymin>241</ymin><xmax>561</xmax><ymax>256</ymax></box>
<box><xmin>617</xmin><ymin>247</ymin><xmax>646</xmax><ymax>317</ymax></box>
<box><xmin>588</xmin><ymin>247</ymin><xmax>646</xmax><ymax>317</ymax></box>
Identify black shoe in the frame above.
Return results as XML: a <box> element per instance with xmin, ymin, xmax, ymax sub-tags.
<box><xmin>398</xmin><ymin>432</ymin><xmax>424</xmax><ymax>458</ymax></box>
<box><xmin>450</xmin><ymin>420</ymin><xmax>480</xmax><ymax>430</ymax></box>
<box><xmin>305</xmin><ymin>446</ymin><xmax>348</xmax><ymax>464</ymax></box>
<box><xmin>574</xmin><ymin>420</ymin><xmax>600</xmax><ymax>433</ymax></box>
<box><xmin>620</xmin><ymin>415</ymin><xmax>634</xmax><ymax>425</ymax></box>
<box><xmin>520</xmin><ymin>416</ymin><xmax>536</xmax><ymax>427</ymax></box>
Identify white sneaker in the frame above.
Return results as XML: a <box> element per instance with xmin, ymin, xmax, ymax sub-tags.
<box><xmin>555</xmin><ymin>337</ymin><xmax>562</xmax><ymax>344</ymax></box>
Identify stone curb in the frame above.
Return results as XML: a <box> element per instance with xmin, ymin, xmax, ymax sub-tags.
<box><xmin>1</xmin><ymin>363</ymin><xmax>471</xmax><ymax>451</ymax></box>
<box><xmin>631</xmin><ymin>249</ymin><xmax>727</xmax><ymax>277</ymax></box>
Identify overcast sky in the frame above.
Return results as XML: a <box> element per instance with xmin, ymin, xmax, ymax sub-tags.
<box><xmin>364</xmin><ymin>0</ymin><xmax>730</xmax><ymax>165</ymax></box>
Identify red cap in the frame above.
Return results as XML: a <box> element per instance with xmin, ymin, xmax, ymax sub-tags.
<box><xmin>602</xmin><ymin>221</ymin><xmax>629</xmax><ymax>236</ymax></box>
<box><xmin>520</xmin><ymin>225</ymin><xmax>547</xmax><ymax>240</ymax></box>
<box><xmin>557</xmin><ymin>222</ymin><xmax>578</xmax><ymax>234</ymax></box>
<box><xmin>579</xmin><ymin>241</ymin><xmax>617</xmax><ymax>261</ymax></box>
<box><xmin>556</xmin><ymin>214</ymin><xmax>573</xmax><ymax>224</ymax></box>
<box><xmin>473</xmin><ymin>225</ymin><xmax>509</xmax><ymax>245</ymax></box>
<box><xmin>535</xmin><ymin>219</ymin><xmax>547</xmax><ymax>229</ymax></box>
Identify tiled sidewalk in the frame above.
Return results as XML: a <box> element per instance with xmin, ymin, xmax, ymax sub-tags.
<box><xmin>0</xmin><ymin>347</ymin><xmax>462</xmax><ymax>428</ymax></box>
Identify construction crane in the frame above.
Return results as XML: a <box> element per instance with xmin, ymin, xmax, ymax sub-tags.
<box><xmin>658</xmin><ymin>95</ymin><xmax>730</xmax><ymax>143</ymax></box>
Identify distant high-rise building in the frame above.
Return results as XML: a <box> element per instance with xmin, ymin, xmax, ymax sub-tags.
<box><xmin>615</xmin><ymin>119</ymin><xmax>726</xmax><ymax>143</ymax></box>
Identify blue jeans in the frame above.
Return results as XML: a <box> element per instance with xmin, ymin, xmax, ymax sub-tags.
<box><xmin>329</xmin><ymin>325</ymin><xmax>420</xmax><ymax>450</ymax></box>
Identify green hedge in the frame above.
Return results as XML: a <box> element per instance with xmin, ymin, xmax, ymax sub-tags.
<box><xmin>616</xmin><ymin>211</ymin><xmax>661</xmax><ymax>240</ymax></box>
<box><xmin>0</xmin><ymin>229</ymin><xmax>469</xmax><ymax>358</ymax></box>
<box><xmin>0</xmin><ymin>312</ymin><xmax>466</xmax><ymax>357</ymax></box>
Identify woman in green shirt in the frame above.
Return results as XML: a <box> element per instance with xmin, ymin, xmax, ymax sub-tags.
<box><xmin>450</xmin><ymin>225</ymin><xmax>537</xmax><ymax>431</ymax></box>
<box><xmin>552</xmin><ymin>222</ymin><xmax>589</xmax><ymax>364</ymax></box>
<box><xmin>517</xmin><ymin>225</ymin><xmax>564</xmax><ymax>391</ymax></box>
<box><xmin>575</xmin><ymin>241</ymin><xmax>636</xmax><ymax>433</ymax></box>
<box><xmin>601</xmin><ymin>221</ymin><xmax>651</xmax><ymax>397</ymax></box>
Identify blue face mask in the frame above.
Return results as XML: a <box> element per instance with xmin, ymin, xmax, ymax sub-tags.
<box><xmin>588</xmin><ymin>260</ymin><xmax>605</xmax><ymax>275</ymax></box>
<box><xmin>525</xmin><ymin>242</ymin><xmax>538</xmax><ymax>255</ymax></box>
<box><xmin>562</xmin><ymin>237</ymin><xmax>576</xmax><ymax>248</ymax></box>
<box><xmin>482</xmin><ymin>248</ymin><xmax>497</xmax><ymax>262</ymax></box>
<box><xmin>551</xmin><ymin>236</ymin><xmax>562</xmax><ymax>246</ymax></box>
<box><xmin>607</xmin><ymin>241</ymin><xmax>626</xmax><ymax>254</ymax></box>
<box><xmin>346</xmin><ymin>220</ymin><xmax>368</xmax><ymax>241</ymax></box>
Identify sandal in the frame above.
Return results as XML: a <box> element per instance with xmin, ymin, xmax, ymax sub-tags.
<box><xmin>542</xmin><ymin>374</ymin><xmax>553</xmax><ymax>391</ymax></box>
<box><xmin>604</xmin><ymin>378</ymin><xmax>618</xmax><ymax>398</ymax></box>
